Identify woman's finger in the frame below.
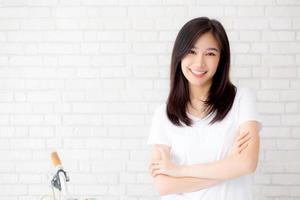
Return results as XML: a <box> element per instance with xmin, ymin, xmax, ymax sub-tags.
<box><xmin>149</xmin><ymin>163</ymin><xmax>161</xmax><ymax>174</ymax></box>
<box><xmin>152</xmin><ymin>169</ymin><xmax>162</xmax><ymax>177</ymax></box>
<box><xmin>234</xmin><ymin>131</ymin><xmax>247</xmax><ymax>144</ymax></box>
<box><xmin>150</xmin><ymin>166</ymin><xmax>158</xmax><ymax>176</ymax></box>
<box><xmin>151</xmin><ymin>161</ymin><xmax>161</xmax><ymax>166</ymax></box>
<box><xmin>237</xmin><ymin>135</ymin><xmax>251</xmax><ymax>153</ymax></box>
<box><xmin>237</xmin><ymin>131</ymin><xmax>250</xmax><ymax>142</ymax></box>
<box><xmin>238</xmin><ymin>134</ymin><xmax>251</xmax><ymax>147</ymax></box>
<box><xmin>239</xmin><ymin>144</ymin><xmax>249</xmax><ymax>153</ymax></box>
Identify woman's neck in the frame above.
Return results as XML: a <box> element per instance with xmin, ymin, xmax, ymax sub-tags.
<box><xmin>189</xmin><ymin>83</ymin><xmax>211</xmax><ymax>102</ymax></box>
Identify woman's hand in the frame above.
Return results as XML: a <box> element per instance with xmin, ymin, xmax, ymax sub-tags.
<box><xmin>149</xmin><ymin>147</ymin><xmax>183</xmax><ymax>178</ymax></box>
<box><xmin>228</xmin><ymin>130</ymin><xmax>251</xmax><ymax>156</ymax></box>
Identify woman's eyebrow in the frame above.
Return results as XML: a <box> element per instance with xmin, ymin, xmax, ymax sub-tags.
<box><xmin>192</xmin><ymin>46</ymin><xmax>220</xmax><ymax>52</ymax></box>
<box><xmin>206</xmin><ymin>47</ymin><xmax>220</xmax><ymax>52</ymax></box>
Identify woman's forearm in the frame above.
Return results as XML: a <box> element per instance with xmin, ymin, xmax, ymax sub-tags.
<box><xmin>180</xmin><ymin>154</ymin><xmax>256</xmax><ymax>180</ymax></box>
<box><xmin>180</xmin><ymin>126</ymin><xmax>260</xmax><ymax>180</ymax></box>
<box><xmin>153</xmin><ymin>174</ymin><xmax>222</xmax><ymax>195</ymax></box>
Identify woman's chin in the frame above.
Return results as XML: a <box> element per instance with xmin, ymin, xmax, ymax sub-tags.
<box><xmin>188</xmin><ymin>78</ymin><xmax>211</xmax><ymax>88</ymax></box>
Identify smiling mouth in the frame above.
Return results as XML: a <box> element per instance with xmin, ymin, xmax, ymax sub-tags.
<box><xmin>190</xmin><ymin>69</ymin><xmax>207</xmax><ymax>77</ymax></box>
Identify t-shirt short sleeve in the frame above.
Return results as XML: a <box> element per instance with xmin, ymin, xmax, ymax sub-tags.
<box><xmin>237</xmin><ymin>88</ymin><xmax>263</xmax><ymax>131</ymax></box>
<box><xmin>147</xmin><ymin>104</ymin><xmax>171</xmax><ymax>146</ymax></box>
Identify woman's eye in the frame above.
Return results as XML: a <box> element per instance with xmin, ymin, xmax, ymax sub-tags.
<box><xmin>188</xmin><ymin>50</ymin><xmax>196</xmax><ymax>55</ymax></box>
<box><xmin>206</xmin><ymin>52</ymin><xmax>216</xmax><ymax>56</ymax></box>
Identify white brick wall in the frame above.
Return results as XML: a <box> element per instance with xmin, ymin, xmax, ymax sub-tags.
<box><xmin>0</xmin><ymin>0</ymin><xmax>299</xmax><ymax>200</ymax></box>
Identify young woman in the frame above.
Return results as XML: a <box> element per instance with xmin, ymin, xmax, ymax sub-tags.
<box><xmin>148</xmin><ymin>17</ymin><xmax>262</xmax><ymax>200</ymax></box>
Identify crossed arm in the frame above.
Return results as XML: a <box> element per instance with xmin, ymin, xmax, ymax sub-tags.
<box><xmin>149</xmin><ymin>120</ymin><xmax>261</xmax><ymax>195</ymax></box>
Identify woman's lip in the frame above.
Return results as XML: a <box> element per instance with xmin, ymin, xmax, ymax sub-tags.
<box><xmin>190</xmin><ymin>69</ymin><xmax>207</xmax><ymax>78</ymax></box>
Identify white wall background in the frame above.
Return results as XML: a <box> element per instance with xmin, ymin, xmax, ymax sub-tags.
<box><xmin>0</xmin><ymin>0</ymin><xmax>299</xmax><ymax>199</ymax></box>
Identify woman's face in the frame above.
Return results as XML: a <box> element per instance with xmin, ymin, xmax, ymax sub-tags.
<box><xmin>181</xmin><ymin>32</ymin><xmax>221</xmax><ymax>88</ymax></box>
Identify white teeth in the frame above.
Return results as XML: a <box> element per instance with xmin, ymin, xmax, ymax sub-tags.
<box><xmin>190</xmin><ymin>69</ymin><xmax>207</xmax><ymax>75</ymax></box>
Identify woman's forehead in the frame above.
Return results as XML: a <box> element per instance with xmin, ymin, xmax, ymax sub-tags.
<box><xmin>192</xmin><ymin>32</ymin><xmax>220</xmax><ymax>50</ymax></box>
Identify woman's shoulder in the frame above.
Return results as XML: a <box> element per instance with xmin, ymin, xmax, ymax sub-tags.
<box><xmin>150</xmin><ymin>102</ymin><xmax>179</xmax><ymax>129</ymax></box>
<box><xmin>236</xmin><ymin>86</ymin><xmax>256</xmax><ymax>99</ymax></box>
<box><xmin>231</xmin><ymin>86</ymin><xmax>256</xmax><ymax>110</ymax></box>
<box><xmin>151</xmin><ymin>102</ymin><xmax>168</xmax><ymax>120</ymax></box>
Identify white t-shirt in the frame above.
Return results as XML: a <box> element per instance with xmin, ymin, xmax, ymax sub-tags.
<box><xmin>147</xmin><ymin>87</ymin><xmax>263</xmax><ymax>200</ymax></box>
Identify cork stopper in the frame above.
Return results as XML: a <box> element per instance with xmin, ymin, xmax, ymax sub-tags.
<box><xmin>51</xmin><ymin>151</ymin><xmax>62</xmax><ymax>167</ymax></box>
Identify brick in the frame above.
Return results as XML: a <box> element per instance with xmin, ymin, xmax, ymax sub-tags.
<box><xmin>188</xmin><ymin>6</ymin><xmax>224</xmax><ymax>17</ymax></box>
<box><xmin>7</xmin><ymin>31</ymin><xmax>43</xmax><ymax>42</ymax></box>
<box><xmin>266</xmin><ymin>6</ymin><xmax>300</xmax><ymax>17</ymax></box>
<box><xmin>277</xmin><ymin>139</ymin><xmax>300</xmax><ymax>150</ymax></box>
<box><xmin>231</xmin><ymin>43</ymin><xmax>250</xmax><ymax>53</ymax></box>
<box><xmin>120</xmin><ymin>173</ymin><xmax>136</xmax><ymax>183</ymax></box>
<box><xmin>282</xmin><ymin>115</ymin><xmax>300</xmax><ymax>126</ymax></box>
<box><xmin>100</xmin><ymin>67</ymin><xmax>130</xmax><ymax>78</ymax></box>
<box><xmin>59</xmin><ymin>56</ymin><xmax>90</xmax><ymax>66</ymax></box>
<box><xmin>272</xmin><ymin>174</ymin><xmax>300</xmax><ymax>184</ymax></box>
<box><xmin>262</xmin><ymin>31</ymin><xmax>295</xmax><ymax>41</ymax></box>
<box><xmin>257</xmin><ymin>115</ymin><xmax>280</xmax><ymax>126</ymax></box>
<box><xmin>56</xmin><ymin>19</ymin><xmax>80</xmax><ymax>30</ymax></box>
<box><xmin>100</xmin><ymin>43</ymin><xmax>131</xmax><ymax>53</ymax></box>
<box><xmin>252</xmin><ymin>67</ymin><xmax>269</xmax><ymax>78</ymax></box>
<box><xmin>91</xmin><ymin>55</ymin><xmax>124</xmax><ymax>66</ymax></box>
<box><xmin>234</xmin><ymin>54</ymin><xmax>261</xmax><ymax>66</ymax></box>
<box><xmin>271</xmin><ymin>43</ymin><xmax>300</xmax><ymax>54</ymax></box>
<box><xmin>19</xmin><ymin>174</ymin><xmax>41</xmax><ymax>183</ymax></box>
<box><xmin>0</xmin><ymin>44</ymin><xmax>23</xmax><ymax>55</ymax></box>
<box><xmin>238</xmin><ymin>6</ymin><xmax>264</xmax><ymax>16</ymax></box>
<box><xmin>108</xmin><ymin>185</ymin><xmax>126</xmax><ymax>195</ymax></box>
<box><xmin>262</xmin><ymin>55</ymin><xmax>294</xmax><ymax>66</ymax></box>
<box><xmin>52</xmin><ymin>7</ymin><xmax>87</xmax><ymax>18</ymax></box>
<box><xmin>0</xmin><ymin>20</ymin><xmax>19</xmax><ymax>30</ymax></box>
<box><xmin>82</xmin><ymin>0</ymin><xmax>118</xmax><ymax>5</ymax></box>
<box><xmin>103</xmin><ymin>19</ymin><xmax>131</xmax><ymax>30</ymax></box>
<box><xmin>96</xmin><ymin>173</ymin><xmax>118</xmax><ymax>184</ymax></box>
<box><xmin>28</xmin><ymin>7</ymin><xmax>51</xmax><ymax>17</ymax></box>
<box><xmin>21</xmin><ymin>19</ymin><xmax>55</xmax><ymax>30</ymax></box>
<box><xmin>233</xmin><ymin>18</ymin><xmax>268</xmax><ymax>30</ymax></box>
<box><xmin>127</xmin><ymin>185</ymin><xmax>154</xmax><ymax>195</ymax></box>
<box><xmin>262</xmin><ymin>186</ymin><xmax>289</xmax><ymax>196</ymax></box>
<box><xmin>270</xmin><ymin>18</ymin><xmax>292</xmax><ymax>29</ymax></box>
<box><xmin>86</xmin><ymin>138</ymin><xmax>120</xmax><ymax>149</ymax></box>
<box><xmin>285</xmin><ymin>103</ymin><xmax>299</xmax><ymax>113</ymax></box>
<box><xmin>251</xmin><ymin>43</ymin><xmax>269</xmax><ymax>53</ymax></box>
<box><xmin>0</xmin><ymin>7</ymin><xmax>28</xmax><ymax>18</ymax></box>
<box><xmin>133</xmin><ymin>43</ymin><xmax>167</xmax><ymax>54</ymax></box>
<box><xmin>44</xmin><ymin>31</ymin><xmax>83</xmax><ymax>42</ymax></box>
<box><xmin>38</xmin><ymin>43</ymin><xmax>80</xmax><ymax>54</ymax></box>
<box><xmin>99</xmin><ymin>7</ymin><xmax>127</xmax><ymax>17</ymax></box>
<box><xmin>239</xmin><ymin>31</ymin><xmax>261</xmax><ymax>41</ymax></box>
<box><xmin>261</xmin><ymin>162</ymin><xmax>285</xmax><ymax>173</ymax></box>
<box><xmin>262</xmin><ymin>80</ymin><xmax>290</xmax><ymax>89</ymax></box>
<box><xmin>0</xmin><ymin>185</ymin><xmax>27</xmax><ymax>195</ymax></box>
<box><xmin>254</xmin><ymin>174</ymin><xmax>271</xmax><ymax>184</ymax></box>
<box><xmin>280</xmin><ymin>91</ymin><xmax>300</xmax><ymax>101</ymax></box>
<box><xmin>63</xmin><ymin>115</ymin><xmax>102</xmax><ymax>125</ymax></box>
<box><xmin>103</xmin><ymin>150</ymin><xmax>129</xmax><ymax>160</ymax></box>
<box><xmin>232</xmin><ymin>67</ymin><xmax>252</xmax><ymax>78</ymax></box>
<box><xmin>258</xmin><ymin>103</ymin><xmax>285</xmax><ymax>114</ymax></box>
<box><xmin>92</xmin><ymin>161</ymin><xmax>125</xmax><ymax>172</ymax></box>
<box><xmin>126</xmin><ymin>79</ymin><xmax>153</xmax><ymax>89</ymax></box>
<box><xmin>266</xmin><ymin>150</ymin><xmax>300</xmax><ymax>162</ymax></box>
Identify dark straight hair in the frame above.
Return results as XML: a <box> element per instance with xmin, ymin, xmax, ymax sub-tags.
<box><xmin>166</xmin><ymin>17</ymin><xmax>236</xmax><ymax>127</ymax></box>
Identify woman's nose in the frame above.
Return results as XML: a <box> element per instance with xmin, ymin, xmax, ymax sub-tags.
<box><xmin>194</xmin><ymin>53</ymin><xmax>204</xmax><ymax>66</ymax></box>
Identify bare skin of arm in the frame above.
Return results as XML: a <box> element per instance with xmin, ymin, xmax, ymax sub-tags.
<box><xmin>173</xmin><ymin>121</ymin><xmax>260</xmax><ymax>180</ymax></box>
<box><xmin>150</xmin><ymin>145</ymin><xmax>222</xmax><ymax>195</ymax></box>
<box><xmin>150</xmin><ymin>121</ymin><xmax>259</xmax><ymax>195</ymax></box>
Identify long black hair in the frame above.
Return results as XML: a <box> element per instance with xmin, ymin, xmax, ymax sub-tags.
<box><xmin>166</xmin><ymin>17</ymin><xmax>236</xmax><ymax>127</ymax></box>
